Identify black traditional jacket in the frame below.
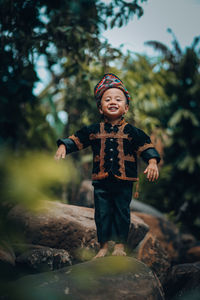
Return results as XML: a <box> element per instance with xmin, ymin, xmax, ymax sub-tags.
<box><xmin>57</xmin><ymin>119</ymin><xmax>160</xmax><ymax>182</ymax></box>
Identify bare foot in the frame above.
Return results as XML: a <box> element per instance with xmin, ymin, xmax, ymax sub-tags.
<box><xmin>112</xmin><ymin>243</ymin><xmax>126</xmax><ymax>256</ymax></box>
<box><xmin>93</xmin><ymin>242</ymin><xmax>108</xmax><ymax>259</ymax></box>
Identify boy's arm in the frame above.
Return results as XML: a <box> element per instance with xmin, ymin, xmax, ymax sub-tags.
<box><xmin>134</xmin><ymin>128</ymin><xmax>160</xmax><ymax>181</ymax></box>
<box><xmin>144</xmin><ymin>158</ymin><xmax>159</xmax><ymax>182</ymax></box>
<box><xmin>54</xmin><ymin>144</ymin><xmax>66</xmax><ymax>160</ymax></box>
<box><xmin>54</xmin><ymin>126</ymin><xmax>90</xmax><ymax>160</ymax></box>
<box><xmin>54</xmin><ymin>138</ymin><xmax>79</xmax><ymax>160</ymax></box>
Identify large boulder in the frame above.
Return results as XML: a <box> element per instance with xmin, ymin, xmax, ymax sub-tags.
<box><xmin>7</xmin><ymin>201</ymin><xmax>149</xmax><ymax>260</ymax></box>
<box><xmin>3</xmin><ymin>256</ymin><xmax>165</xmax><ymax>300</ymax></box>
<box><xmin>137</xmin><ymin>233</ymin><xmax>171</xmax><ymax>285</ymax></box>
<box><xmin>164</xmin><ymin>262</ymin><xmax>200</xmax><ymax>299</ymax></box>
<box><xmin>135</xmin><ymin>212</ymin><xmax>181</xmax><ymax>263</ymax></box>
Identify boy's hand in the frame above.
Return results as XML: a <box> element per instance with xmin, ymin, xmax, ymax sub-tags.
<box><xmin>54</xmin><ymin>144</ymin><xmax>66</xmax><ymax>160</ymax></box>
<box><xmin>144</xmin><ymin>158</ymin><xmax>159</xmax><ymax>182</ymax></box>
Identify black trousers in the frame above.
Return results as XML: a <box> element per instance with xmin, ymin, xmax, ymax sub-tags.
<box><xmin>92</xmin><ymin>174</ymin><xmax>133</xmax><ymax>244</ymax></box>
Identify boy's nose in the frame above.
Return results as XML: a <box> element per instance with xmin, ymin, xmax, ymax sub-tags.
<box><xmin>109</xmin><ymin>98</ymin><xmax>117</xmax><ymax>104</ymax></box>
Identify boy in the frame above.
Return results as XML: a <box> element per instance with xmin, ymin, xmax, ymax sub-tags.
<box><xmin>55</xmin><ymin>73</ymin><xmax>160</xmax><ymax>258</ymax></box>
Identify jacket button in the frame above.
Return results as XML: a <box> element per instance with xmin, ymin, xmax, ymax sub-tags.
<box><xmin>110</xmin><ymin>138</ymin><xmax>113</xmax><ymax>142</ymax></box>
<box><xmin>110</xmin><ymin>158</ymin><xmax>113</xmax><ymax>161</ymax></box>
<box><xmin>110</xmin><ymin>148</ymin><xmax>113</xmax><ymax>152</ymax></box>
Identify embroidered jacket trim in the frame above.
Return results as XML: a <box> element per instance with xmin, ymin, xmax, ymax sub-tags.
<box><xmin>57</xmin><ymin>121</ymin><xmax>160</xmax><ymax>182</ymax></box>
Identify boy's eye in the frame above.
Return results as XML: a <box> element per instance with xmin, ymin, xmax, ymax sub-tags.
<box><xmin>116</xmin><ymin>98</ymin><xmax>121</xmax><ymax>101</ymax></box>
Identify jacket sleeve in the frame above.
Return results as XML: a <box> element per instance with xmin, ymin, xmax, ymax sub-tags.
<box><xmin>57</xmin><ymin>126</ymin><xmax>90</xmax><ymax>154</ymax></box>
<box><xmin>134</xmin><ymin>128</ymin><xmax>160</xmax><ymax>164</ymax></box>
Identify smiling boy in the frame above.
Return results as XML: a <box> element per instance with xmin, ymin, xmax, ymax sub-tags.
<box><xmin>55</xmin><ymin>73</ymin><xmax>160</xmax><ymax>258</ymax></box>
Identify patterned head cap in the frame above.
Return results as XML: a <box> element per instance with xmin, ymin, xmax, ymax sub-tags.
<box><xmin>94</xmin><ymin>73</ymin><xmax>131</xmax><ymax>104</ymax></box>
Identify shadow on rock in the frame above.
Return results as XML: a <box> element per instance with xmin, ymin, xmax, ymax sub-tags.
<box><xmin>2</xmin><ymin>256</ymin><xmax>164</xmax><ymax>300</ymax></box>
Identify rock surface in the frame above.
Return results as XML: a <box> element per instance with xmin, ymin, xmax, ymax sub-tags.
<box><xmin>0</xmin><ymin>242</ymin><xmax>16</xmax><ymax>280</ymax></box>
<box><xmin>3</xmin><ymin>256</ymin><xmax>165</xmax><ymax>300</ymax></box>
<box><xmin>137</xmin><ymin>233</ymin><xmax>171</xmax><ymax>285</ymax></box>
<box><xmin>130</xmin><ymin>199</ymin><xmax>165</xmax><ymax>218</ymax></box>
<box><xmin>128</xmin><ymin>213</ymin><xmax>149</xmax><ymax>250</ymax></box>
<box><xmin>0</xmin><ymin>243</ymin><xmax>15</xmax><ymax>267</ymax></box>
<box><xmin>7</xmin><ymin>201</ymin><xmax>149</xmax><ymax>260</ymax></box>
<box><xmin>165</xmin><ymin>262</ymin><xmax>200</xmax><ymax>299</ymax></box>
<box><xmin>135</xmin><ymin>212</ymin><xmax>181</xmax><ymax>263</ymax></box>
<box><xmin>186</xmin><ymin>245</ymin><xmax>200</xmax><ymax>263</ymax></box>
<box><xmin>16</xmin><ymin>245</ymin><xmax>72</xmax><ymax>272</ymax></box>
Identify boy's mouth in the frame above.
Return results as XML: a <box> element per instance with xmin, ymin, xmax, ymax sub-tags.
<box><xmin>108</xmin><ymin>106</ymin><xmax>118</xmax><ymax>111</ymax></box>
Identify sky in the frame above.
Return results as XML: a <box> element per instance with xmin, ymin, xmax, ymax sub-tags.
<box><xmin>103</xmin><ymin>0</ymin><xmax>200</xmax><ymax>55</ymax></box>
<box><xmin>33</xmin><ymin>0</ymin><xmax>200</xmax><ymax>95</ymax></box>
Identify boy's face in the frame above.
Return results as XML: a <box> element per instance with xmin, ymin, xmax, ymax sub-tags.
<box><xmin>98</xmin><ymin>88</ymin><xmax>129</xmax><ymax>121</ymax></box>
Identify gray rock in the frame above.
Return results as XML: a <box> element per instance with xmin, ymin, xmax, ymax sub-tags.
<box><xmin>7</xmin><ymin>201</ymin><xmax>99</xmax><ymax>259</ymax></box>
<box><xmin>7</xmin><ymin>201</ymin><xmax>149</xmax><ymax>260</ymax></box>
<box><xmin>4</xmin><ymin>256</ymin><xmax>165</xmax><ymax>300</ymax></box>
<box><xmin>130</xmin><ymin>199</ymin><xmax>165</xmax><ymax>218</ymax></box>
<box><xmin>186</xmin><ymin>246</ymin><xmax>200</xmax><ymax>263</ymax></box>
<box><xmin>135</xmin><ymin>212</ymin><xmax>181</xmax><ymax>263</ymax></box>
<box><xmin>0</xmin><ymin>242</ymin><xmax>15</xmax><ymax>267</ymax></box>
<box><xmin>16</xmin><ymin>245</ymin><xmax>72</xmax><ymax>272</ymax></box>
<box><xmin>128</xmin><ymin>213</ymin><xmax>149</xmax><ymax>250</ymax></box>
<box><xmin>0</xmin><ymin>242</ymin><xmax>16</xmax><ymax>281</ymax></box>
<box><xmin>137</xmin><ymin>233</ymin><xmax>171</xmax><ymax>285</ymax></box>
<box><xmin>165</xmin><ymin>262</ymin><xmax>200</xmax><ymax>299</ymax></box>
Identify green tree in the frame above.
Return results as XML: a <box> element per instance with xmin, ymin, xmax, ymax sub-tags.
<box><xmin>0</xmin><ymin>0</ymin><xmax>147</xmax><ymax>150</ymax></box>
<box><xmin>118</xmin><ymin>52</ymin><xmax>168</xmax><ymax>133</ymax></box>
<box><xmin>143</xmin><ymin>32</ymin><xmax>200</xmax><ymax>236</ymax></box>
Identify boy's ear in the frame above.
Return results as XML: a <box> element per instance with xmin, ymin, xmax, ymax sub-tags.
<box><xmin>125</xmin><ymin>104</ymin><xmax>129</xmax><ymax>114</ymax></box>
<box><xmin>98</xmin><ymin>104</ymin><xmax>103</xmax><ymax>115</ymax></box>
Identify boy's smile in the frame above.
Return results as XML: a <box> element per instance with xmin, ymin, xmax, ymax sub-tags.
<box><xmin>99</xmin><ymin>88</ymin><xmax>129</xmax><ymax>123</ymax></box>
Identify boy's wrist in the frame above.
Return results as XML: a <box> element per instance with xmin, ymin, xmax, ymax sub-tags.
<box><xmin>148</xmin><ymin>158</ymin><xmax>157</xmax><ymax>164</ymax></box>
<box><xmin>59</xmin><ymin>144</ymin><xmax>66</xmax><ymax>148</ymax></box>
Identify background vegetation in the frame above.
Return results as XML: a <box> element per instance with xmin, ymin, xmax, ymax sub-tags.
<box><xmin>1</xmin><ymin>0</ymin><xmax>200</xmax><ymax>238</ymax></box>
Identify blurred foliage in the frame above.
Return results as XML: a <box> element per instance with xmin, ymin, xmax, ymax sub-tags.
<box><xmin>140</xmin><ymin>31</ymin><xmax>200</xmax><ymax>236</ymax></box>
<box><xmin>0</xmin><ymin>0</ymin><xmax>147</xmax><ymax>150</ymax></box>
<box><xmin>0</xmin><ymin>150</ymin><xmax>77</xmax><ymax>241</ymax></box>
<box><xmin>121</xmin><ymin>53</ymin><xmax>169</xmax><ymax>132</ymax></box>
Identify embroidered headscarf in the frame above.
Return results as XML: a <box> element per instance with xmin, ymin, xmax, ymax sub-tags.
<box><xmin>94</xmin><ymin>73</ymin><xmax>131</xmax><ymax>105</ymax></box>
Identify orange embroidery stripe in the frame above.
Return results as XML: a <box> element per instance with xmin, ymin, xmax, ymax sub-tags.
<box><xmin>69</xmin><ymin>135</ymin><xmax>84</xmax><ymax>150</ymax></box>
<box><xmin>117</xmin><ymin>137</ymin><xmax>125</xmax><ymax>178</ymax></box>
<box><xmin>92</xmin><ymin>172</ymin><xmax>109</xmax><ymax>180</ymax></box>
<box><xmin>98</xmin><ymin>122</ymin><xmax>106</xmax><ymax>177</ymax></box>
<box><xmin>92</xmin><ymin>173</ymin><xmax>138</xmax><ymax>181</ymax></box>
<box><xmin>137</xmin><ymin>143</ymin><xmax>154</xmax><ymax>156</ymax></box>
<box><xmin>114</xmin><ymin>175</ymin><xmax>139</xmax><ymax>182</ymax></box>
<box><xmin>124</xmin><ymin>154</ymin><xmax>135</xmax><ymax>162</ymax></box>
<box><xmin>117</xmin><ymin>122</ymin><xmax>129</xmax><ymax>178</ymax></box>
